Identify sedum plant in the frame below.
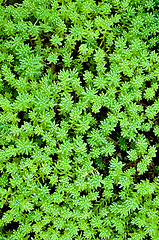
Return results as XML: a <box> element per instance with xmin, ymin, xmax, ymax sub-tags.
<box><xmin>0</xmin><ymin>0</ymin><xmax>159</xmax><ymax>239</ymax></box>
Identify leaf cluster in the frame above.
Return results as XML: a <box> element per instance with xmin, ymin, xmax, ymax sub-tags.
<box><xmin>0</xmin><ymin>0</ymin><xmax>159</xmax><ymax>239</ymax></box>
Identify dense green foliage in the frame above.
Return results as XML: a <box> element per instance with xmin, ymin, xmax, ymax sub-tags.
<box><xmin>0</xmin><ymin>0</ymin><xmax>159</xmax><ymax>239</ymax></box>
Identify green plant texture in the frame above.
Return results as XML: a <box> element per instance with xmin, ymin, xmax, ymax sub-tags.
<box><xmin>0</xmin><ymin>0</ymin><xmax>159</xmax><ymax>239</ymax></box>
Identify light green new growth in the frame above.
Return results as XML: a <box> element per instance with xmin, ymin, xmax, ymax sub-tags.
<box><xmin>0</xmin><ymin>0</ymin><xmax>158</xmax><ymax>239</ymax></box>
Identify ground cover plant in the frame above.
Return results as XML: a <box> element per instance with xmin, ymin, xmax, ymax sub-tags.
<box><xmin>0</xmin><ymin>0</ymin><xmax>159</xmax><ymax>239</ymax></box>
